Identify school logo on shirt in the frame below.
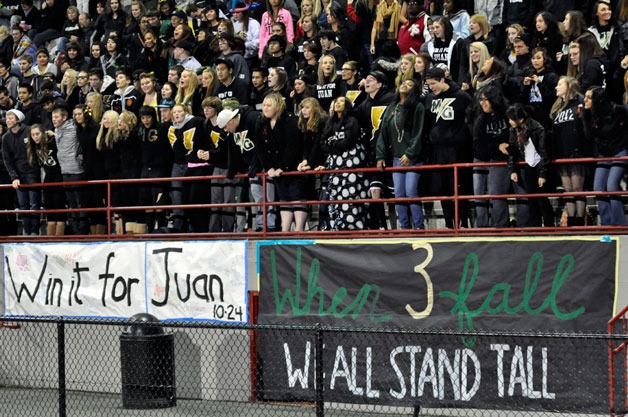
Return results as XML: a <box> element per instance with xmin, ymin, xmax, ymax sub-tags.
<box><xmin>148</xmin><ymin>128</ymin><xmax>159</xmax><ymax>142</ymax></box>
<box><xmin>210</xmin><ymin>130</ymin><xmax>222</xmax><ymax>147</ymax></box>
<box><xmin>234</xmin><ymin>129</ymin><xmax>255</xmax><ymax>153</ymax></box>
<box><xmin>346</xmin><ymin>90</ymin><xmax>362</xmax><ymax>106</ymax></box>
<box><xmin>167</xmin><ymin>126</ymin><xmax>195</xmax><ymax>153</ymax></box>
<box><xmin>370</xmin><ymin>106</ymin><xmax>386</xmax><ymax>139</ymax></box>
<box><xmin>430</xmin><ymin>97</ymin><xmax>456</xmax><ymax>122</ymax></box>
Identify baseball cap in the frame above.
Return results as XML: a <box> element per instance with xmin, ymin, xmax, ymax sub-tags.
<box><xmin>217</xmin><ymin>108</ymin><xmax>239</xmax><ymax>128</ymax></box>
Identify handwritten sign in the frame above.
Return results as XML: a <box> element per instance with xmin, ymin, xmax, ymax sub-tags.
<box><xmin>3</xmin><ymin>241</ymin><xmax>248</xmax><ymax>323</ymax></box>
<box><xmin>256</xmin><ymin>239</ymin><xmax>617</xmax><ymax>411</ymax></box>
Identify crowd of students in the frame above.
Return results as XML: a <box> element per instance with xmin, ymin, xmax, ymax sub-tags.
<box><xmin>0</xmin><ymin>0</ymin><xmax>628</xmax><ymax>235</ymax></box>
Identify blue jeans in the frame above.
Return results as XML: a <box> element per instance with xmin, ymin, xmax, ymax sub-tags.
<box><xmin>594</xmin><ymin>150</ymin><xmax>627</xmax><ymax>225</ymax></box>
<box><xmin>32</xmin><ymin>29</ymin><xmax>60</xmax><ymax>48</ymax></box>
<box><xmin>15</xmin><ymin>173</ymin><xmax>41</xmax><ymax>235</ymax></box>
<box><xmin>170</xmin><ymin>163</ymin><xmax>187</xmax><ymax>231</ymax></box>
<box><xmin>250</xmin><ymin>176</ymin><xmax>276</xmax><ymax>231</ymax></box>
<box><xmin>473</xmin><ymin>159</ymin><xmax>510</xmax><ymax>227</ymax></box>
<box><xmin>392</xmin><ymin>158</ymin><xmax>423</xmax><ymax>229</ymax></box>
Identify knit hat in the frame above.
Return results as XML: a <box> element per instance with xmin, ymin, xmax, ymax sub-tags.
<box><xmin>222</xmin><ymin>98</ymin><xmax>240</xmax><ymax>109</ymax></box>
<box><xmin>7</xmin><ymin>109</ymin><xmax>25</xmax><ymax>122</ymax></box>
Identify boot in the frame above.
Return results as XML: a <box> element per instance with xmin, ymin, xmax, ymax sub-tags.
<box><xmin>115</xmin><ymin>217</ymin><xmax>124</xmax><ymax>235</ymax></box>
<box><xmin>90</xmin><ymin>225</ymin><xmax>98</xmax><ymax>235</ymax></box>
<box><xmin>573</xmin><ymin>217</ymin><xmax>585</xmax><ymax>227</ymax></box>
<box><xmin>125</xmin><ymin>221</ymin><xmax>137</xmax><ymax>234</ymax></box>
<box><xmin>134</xmin><ymin>223</ymin><xmax>148</xmax><ymax>234</ymax></box>
<box><xmin>95</xmin><ymin>224</ymin><xmax>107</xmax><ymax>235</ymax></box>
<box><xmin>47</xmin><ymin>221</ymin><xmax>57</xmax><ymax>236</ymax></box>
<box><xmin>55</xmin><ymin>222</ymin><xmax>65</xmax><ymax>236</ymax></box>
<box><xmin>566</xmin><ymin>216</ymin><xmax>576</xmax><ymax>227</ymax></box>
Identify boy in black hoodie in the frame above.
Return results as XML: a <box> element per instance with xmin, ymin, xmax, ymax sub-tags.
<box><xmin>424</xmin><ymin>67</ymin><xmax>473</xmax><ymax>229</ymax></box>
<box><xmin>2</xmin><ymin>108</ymin><xmax>41</xmax><ymax>235</ymax></box>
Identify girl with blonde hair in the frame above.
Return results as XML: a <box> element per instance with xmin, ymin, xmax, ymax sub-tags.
<box><xmin>550</xmin><ymin>76</ymin><xmax>589</xmax><ymax>226</ymax></box>
<box><xmin>60</xmin><ymin>69</ymin><xmax>80</xmax><ymax>108</ymax></box>
<box><xmin>395</xmin><ymin>53</ymin><xmax>415</xmax><ymax>90</ymax></box>
<box><xmin>85</xmin><ymin>92</ymin><xmax>104</xmax><ymax>123</ymax></box>
<box><xmin>96</xmin><ymin>110</ymin><xmax>119</xmax><ymax>151</ymax></box>
<box><xmin>297</xmin><ymin>96</ymin><xmax>330</xmax><ymax>230</ymax></box>
<box><xmin>175</xmin><ymin>69</ymin><xmax>200</xmax><ymax>114</ymax></box>
<box><xmin>502</xmin><ymin>23</ymin><xmax>524</xmax><ymax>65</ymax></box>
<box><xmin>113</xmin><ymin>110</ymin><xmax>142</xmax><ymax>234</ymax></box>
<box><xmin>257</xmin><ymin>93</ymin><xmax>307</xmax><ymax>232</ymax></box>
<box><xmin>199</xmin><ymin>67</ymin><xmax>218</xmax><ymax>100</ymax></box>
<box><xmin>464</xmin><ymin>41</ymin><xmax>490</xmax><ymax>92</ymax></box>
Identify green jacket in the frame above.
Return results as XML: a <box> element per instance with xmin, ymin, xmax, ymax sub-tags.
<box><xmin>375</xmin><ymin>100</ymin><xmax>425</xmax><ymax>161</ymax></box>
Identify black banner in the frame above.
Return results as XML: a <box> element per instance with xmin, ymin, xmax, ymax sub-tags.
<box><xmin>256</xmin><ymin>239</ymin><xmax>617</xmax><ymax>411</ymax></box>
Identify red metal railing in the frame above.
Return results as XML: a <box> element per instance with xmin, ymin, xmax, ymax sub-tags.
<box><xmin>609</xmin><ymin>305</ymin><xmax>628</xmax><ymax>417</ymax></box>
<box><xmin>2</xmin><ymin>156</ymin><xmax>628</xmax><ymax>241</ymax></box>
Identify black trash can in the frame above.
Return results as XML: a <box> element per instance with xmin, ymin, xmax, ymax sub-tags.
<box><xmin>120</xmin><ymin>313</ymin><xmax>176</xmax><ymax>409</ymax></box>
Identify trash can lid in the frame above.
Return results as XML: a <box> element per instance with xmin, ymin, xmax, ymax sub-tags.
<box><xmin>123</xmin><ymin>313</ymin><xmax>164</xmax><ymax>336</ymax></box>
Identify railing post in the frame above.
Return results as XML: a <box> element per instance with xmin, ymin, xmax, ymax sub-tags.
<box><xmin>58</xmin><ymin>319</ymin><xmax>66</xmax><ymax>417</ymax></box>
<box><xmin>453</xmin><ymin>165</ymin><xmax>459</xmax><ymax>233</ymax></box>
<box><xmin>315</xmin><ymin>324</ymin><xmax>324</xmax><ymax>417</ymax></box>
<box><xmin>106</xmin><ymin>182</ymin><xmax>112</xmax><ymax>236</ymax></box>
<box><xmin>262</xmin><ymin>174</ymin><xmax>267</xmax><ymax>237</ymax></box>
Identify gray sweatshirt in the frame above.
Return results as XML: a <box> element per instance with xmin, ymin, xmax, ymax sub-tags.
<box><xmin>55</xmin><ymin>119</ymin><xmax>84</xmax><ymax>175</ymax></box>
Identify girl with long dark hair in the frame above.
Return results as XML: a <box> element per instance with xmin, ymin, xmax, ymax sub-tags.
<box><xmin>73</xmin><ymin>104</ymin><xmax>106</xmax><ymax>234</ymax></box>
<box><xmin>94</xmin><ymin>0</ymin><xmax>127</xmax><ymax>43</ymax></box>
<box><xmin>27</xmin><ymin>124</ymin><xmax>66</xmax><ymax>235</ymax></box>
<box><xmin>472</xmin><ymin>85</ymin><xmax>510</xmax><ymax>228</ymax></box>
<box><xmin>582</xmin><ymin>86</ymin><xmax>628</xmax><ymax>225</ymax></box>
<box><xmin>376</xmin><ymin>78</ymin><xmax>425</xmax><ymax>229</ymax></box>
<box><xmin>575</xmin><ymin>32</ymin><xmax>610</xmax><ymax>92</ymax></box>
<box><xmin>501</xmin><ymin>103</ymin><xmax>552</xmax><ymax>227</ymax></box>
<box><xmin>424</xmin><ymin>16</ymin><xmax>462</xmax><ymax>81</ymax></box>
<box><xmin>532</xmin><ymin>11</ymin><xmax>563</xmax><ymax>60</ymax></box>
<box><xmin>321</xmin><ymin>96</ymin><xmax>369</xmax><ymax>230</ymax></box>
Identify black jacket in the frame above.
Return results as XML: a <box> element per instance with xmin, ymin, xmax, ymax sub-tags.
<box><xmin>2</xmin><ymin>124</ymin><xmax>38</xmax><ymax>181</ymax></box>
<box><xmin>473</xmin><ymin>113</ymin><xmax>510</xmax><ymax>162</ymax></box>
<box><xmin>582</xmin><ymin>104</ymin><xmax>628</xmax><ymax>157</ymax></box>
<box><xmin>256</xmin><ymin>112</ymin><xmax>303</xmax><ymax>172</ymax></box>
<box><xmin>551</xmin><ymin>97</ymin><xmax>590</xmax><ymax>159</ymax></box>
<box><xmin>507</xmin><ymin>117</ymin><xmax>549</xmax><ymax>179</ymax></box>
<box><xmin>227</xmin><ymin>106</ymin><xmax>262</xmax><ymax>178</ymax></box>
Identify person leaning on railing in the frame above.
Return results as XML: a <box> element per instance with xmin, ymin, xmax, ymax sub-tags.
<box><xmin>255</xmin><ymin>93</ymin><xmax>307</xmax><ymax>232</ymax></box>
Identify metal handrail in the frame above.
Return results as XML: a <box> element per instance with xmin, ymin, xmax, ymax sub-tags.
<box><xmin>1</xmin><ymin>155</ymin><xmax>628</xmax><ymax>239</ymax></box>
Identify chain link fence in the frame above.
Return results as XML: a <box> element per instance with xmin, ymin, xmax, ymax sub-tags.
<box><xmin>0</xmin><ymin>318</ymin><xmax>625</xmax><ymax>417</ymax></box>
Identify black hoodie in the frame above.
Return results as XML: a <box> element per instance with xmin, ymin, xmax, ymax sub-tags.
<box><xmin>355</xmin><ymin>86</ymin><xmax>395</xmax><ymax>162</ymax></box>
<box><xmin>2</xmin><ymin>124</ymin><xmax>38</xmax><ymax>181</ymax></box>
<box><xmin>424</xmin><ymin>81</ymin><xmax>473</xmax><ymax>147</ymax></box>
<box><xmin>503</xmin><ymin>0</ymin><xmax>539</xmax><ymax>30</ymax></box>
<box><xmin>226</xmin><ymin>105</ymin><xmax>262</xmax><ymax>179</ymax></box>
<box><xmin>551</xmin><ymin>97</ymin><xmax>589</xmax><ymax>159</ymax></box>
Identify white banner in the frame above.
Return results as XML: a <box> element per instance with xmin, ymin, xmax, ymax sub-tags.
<box><xmin>2</xmin><ymin>241</ymin><xmax>248</xmax><ymax>323</ymax></box>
